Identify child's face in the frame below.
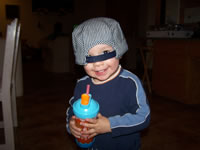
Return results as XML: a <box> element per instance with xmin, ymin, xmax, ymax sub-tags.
<box><xmin>84</xmin><ymin>44</ymin><xmax>119</xmax><ymax>84</ymax></box>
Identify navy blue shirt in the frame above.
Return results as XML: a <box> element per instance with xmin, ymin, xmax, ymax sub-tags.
<box><xmin>66</xmin><ymin>68</ymin><xmax>150</xmax><ymax>150</ymax></box>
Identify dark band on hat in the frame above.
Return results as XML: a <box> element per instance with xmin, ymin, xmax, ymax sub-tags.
<box><xmin>86</xmin><ymin>50</ymin><xmax>116</xmax><ymax>63</ymax></box>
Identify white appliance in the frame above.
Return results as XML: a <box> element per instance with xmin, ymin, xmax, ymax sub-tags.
<box><xmin>146</xmin><ymin>31</ymin><xmax>194</xmax><ymax>38</ymax></box>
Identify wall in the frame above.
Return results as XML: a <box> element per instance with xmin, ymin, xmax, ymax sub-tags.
<box><xmin>0</xmin><ymin>0</ymin><xmax>156</xmax><ymax>71</ymax></box>
<box><xmin>183</xmin><ymin>0</ymin><xmax>200</xmax><ymax>24</ymax></box>
<box><xmin>165</xmin><ymin>0</ymin><xmax>180</xmax><ymax>24</ymax></box>
<box><xmin>0</xmin><ymin>0</ymin><xmax>106</xmax><ymax>47</ymax></box>
<box><xmin>137</xmin><ymin>0</ymin><xmax>157</xmax><ymax>37</ymax></box>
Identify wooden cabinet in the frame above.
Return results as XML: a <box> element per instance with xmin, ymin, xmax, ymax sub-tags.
<box><xmin>152</xmin><ymin>39</ymin><xmax>200</xmax><ymax>104</ymax></box>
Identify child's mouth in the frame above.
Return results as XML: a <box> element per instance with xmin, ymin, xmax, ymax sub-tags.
<box><xmin>95</xmin><ymin>69</ymin><xmax>107</xmax><ymax>76</ymax></box>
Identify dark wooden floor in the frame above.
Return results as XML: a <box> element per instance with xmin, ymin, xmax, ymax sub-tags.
<box><xmin>1</xmin><ymin>60</ymin><xmax>200</xmax><ymax>150</ymax></box>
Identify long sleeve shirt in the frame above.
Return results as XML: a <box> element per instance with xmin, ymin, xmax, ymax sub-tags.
<box><xmin>66</xmin><ymin>68</ymin><xmax>150</xmax><ymax>150</ymax></box>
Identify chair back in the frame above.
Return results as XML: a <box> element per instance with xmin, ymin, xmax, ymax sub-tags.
<box><xmin>0</xmin><ymin>18</ymin><xmax>20</xmax><ymax>150</ymax></box>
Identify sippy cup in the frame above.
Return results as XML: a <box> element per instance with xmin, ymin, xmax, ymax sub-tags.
<box><xmin>73</xmin><ymin>85</ymin><xmax>99</xmax><ymax>148</ymax></box>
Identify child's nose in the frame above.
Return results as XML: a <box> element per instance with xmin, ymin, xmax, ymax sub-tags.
<box><xmin>93</xmin><ymin>60</ymin><xmax>104</xmax><ymax>67</ymax></box>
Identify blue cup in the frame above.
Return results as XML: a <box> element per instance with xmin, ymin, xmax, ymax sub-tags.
<box><xmin>73</xmin><ymin>94</ymin><xmax>99</xmax><ymax>148</ymax></box>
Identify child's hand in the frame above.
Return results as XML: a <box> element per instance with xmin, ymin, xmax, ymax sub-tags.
<box><xmin>80</xmin><ymin>113</ymin><xmax>111</xmax><ymax>138</ymax></box>
<box><xmin>69</xmin><ymin>116</ymin><xmax>82</xmax><ymax>139</ymax></box>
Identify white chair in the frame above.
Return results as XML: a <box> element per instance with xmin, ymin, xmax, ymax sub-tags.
<box><xmin>11</xmin><ymin>20</ymin><xmax>21</xmax><ymax>128</ymax></box>
<box><xmin>0</xmin><ymin>18</ymin><xmax>21</xmax><ymax>150</ymax></box>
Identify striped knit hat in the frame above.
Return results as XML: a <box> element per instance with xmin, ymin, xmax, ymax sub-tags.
<box><xmin>72</xmin><ymin>17</ymin><xmax>128</xmax><ymax>65</ymax></box>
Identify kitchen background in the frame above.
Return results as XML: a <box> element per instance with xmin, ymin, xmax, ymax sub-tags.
<box><xmin>0</xmin><ymin>0</ymin><xmax>200</xmax><ymax>149</ymax></box>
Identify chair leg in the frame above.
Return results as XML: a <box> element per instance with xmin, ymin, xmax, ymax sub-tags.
<box><xmin>1</xmin><ymin>95</ymin><xmax>15</xmax><ymax>150</ymax></box>
<box><xmin>140</xmin><ymin>48</ymin><xmax>152</xmax><ymax>94</ymax></box>
<box><xmin>144</xmin><ymin>70</ymin><xmax>152</xmax><ymax>94</ymax></box>
<box><xmin>11</xmin><ymin>83</ymin><xmax>18</xmax><ymax>127</ymax></box>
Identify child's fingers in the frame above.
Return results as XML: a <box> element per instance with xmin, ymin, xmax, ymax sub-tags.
<box><xmin>88</xmin><ymin>133</ymin><xmax>97</xmax><ymax>139</ymax></box>
<box><xmin>80</xmin><ymin>121</ymin><xmax>95</xmax><ymax>128</ymax></box>
<box><xmin>86</xmin><ymin>116</ymin><xmax>99</xmax><ymax>123</ymax></box>
<box><xmin>97</xmin><ymin>113</ymin><xmax>102</xmax><ymax>118</ymax></box>
<box><xmin>82</xmin><ymin>113</ymin><xmax>102</xmax><ymax>125</ymax></box>
<box><xmin>71</xmin><ymin>124</ymin><xmax>82</xmax><ymax>132</ymax></box>
<box><xmin>69</xmin><ymin>116</ymin><xmax>82</xmax><ymax>138</ymax></box>
<box><xmin>81</xmin><ymin>128</ymin><xmax>96</xmax><ymax>135</ymax></box>
<box><xmin>70</xmin><ymin>124</ymin><xmax>83</xmax><ymax>138</ymax></box>
<box><xmin>71</xmin><ymin>129</ymin><xmax>81</xmax><ymax>138</ymax></box>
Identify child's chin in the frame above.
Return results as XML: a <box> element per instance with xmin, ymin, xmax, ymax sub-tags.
<box><xmin>93</xmin><ymin>77</ymin><xmax>108</xmax><ymax>82</ymax></box>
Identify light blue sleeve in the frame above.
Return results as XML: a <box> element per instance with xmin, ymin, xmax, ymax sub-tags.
<box><xmin>108</xmin><ymin>71</ymin><xmax>150</xmax><ymax>136</ymax></box>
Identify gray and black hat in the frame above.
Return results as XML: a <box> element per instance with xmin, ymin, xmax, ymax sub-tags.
<box><xmin>72</xmin><ymin>17</ymin><xmax>128</xmax><ymax>65</ymax></box>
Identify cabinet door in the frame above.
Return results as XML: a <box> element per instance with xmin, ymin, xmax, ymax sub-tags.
<box><xmin>152</xmin><ymin>40</ymin><xmax>187</xmax><ymax>101</ymax></box>
<box><xmin>186</xmin><ymin>57</ymin><xmax>200</xmax><ymax>104</ymax></box>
